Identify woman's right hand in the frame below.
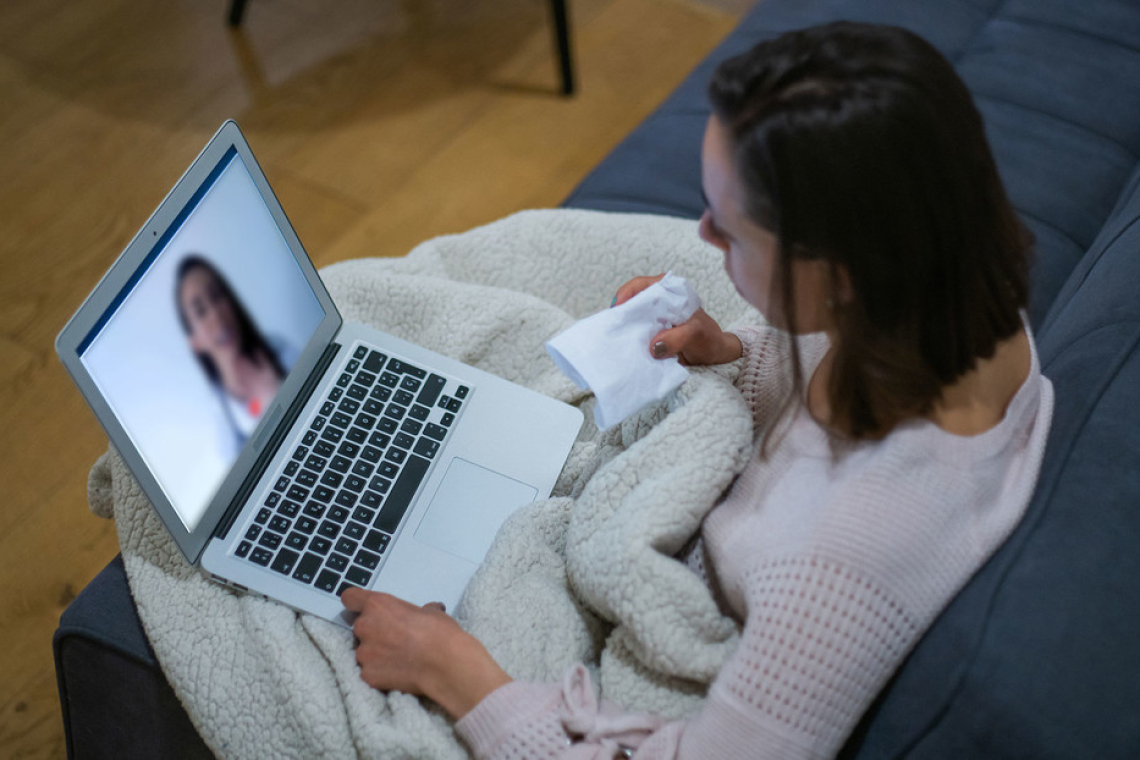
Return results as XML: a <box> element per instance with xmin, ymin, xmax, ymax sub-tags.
<box><xmin>612</xmin><ymin>274</ymin><xmax>743</xmax><ymax>366</ymax></box>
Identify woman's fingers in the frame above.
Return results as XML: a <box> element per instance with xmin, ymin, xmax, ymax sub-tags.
<box><xmin>612</xmin><ymin>273</ymin><xmax>666</xmax><ymax>307</ymax></box>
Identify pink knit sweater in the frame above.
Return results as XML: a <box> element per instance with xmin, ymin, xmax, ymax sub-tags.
<box><xmin>456</xmin><ymin>322</ymin><xmax>1053</xmax><ymax>759</ymax></box>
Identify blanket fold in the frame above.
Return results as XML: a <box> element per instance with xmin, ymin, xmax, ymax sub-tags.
<box><xmin>89</xmin><ymin>209</ymin><xmax>761</xmax><ymax>758</ymax></box>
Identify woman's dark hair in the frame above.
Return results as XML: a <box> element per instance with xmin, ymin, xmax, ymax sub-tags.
<box><xmin>708</xmin><ymin>21</ymin><xmax>1031</xmax><ymax>441</ymax></box>
<box><xmin>175</xmin><ymin>255</ymin><xmax>284</xmax><ymax>386</ymax></box>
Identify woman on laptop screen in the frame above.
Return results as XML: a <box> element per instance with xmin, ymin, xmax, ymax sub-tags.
<box><xmin>176</xmin><ymin>254</ymin><xmax>297</xmax><ymax>456</ymax></box>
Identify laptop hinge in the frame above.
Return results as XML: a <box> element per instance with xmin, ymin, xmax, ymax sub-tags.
<box><xmin>213</xmin><ymin>340</ymin><xmax>343</xmax><ymax>541</ymax></box>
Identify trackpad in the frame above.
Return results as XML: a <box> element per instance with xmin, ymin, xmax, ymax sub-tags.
<box><xmin>414</xmin><ymin>458</ymin><xmax>538</xmax><ymax>564</ymax></box>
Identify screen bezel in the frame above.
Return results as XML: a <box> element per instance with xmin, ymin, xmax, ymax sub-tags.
<box><xmin>55</xmin><ymin>120</ymin><xmax>343</xmax><ymax>564</ymax></box>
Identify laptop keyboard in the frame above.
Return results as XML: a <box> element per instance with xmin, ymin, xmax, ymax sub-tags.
<box><xmin>233</xmin><ymin>343</ymin><xmax>469</xmax><ymax>597</ymax></box>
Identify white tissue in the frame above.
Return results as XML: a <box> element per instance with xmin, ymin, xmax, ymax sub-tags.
<box><xmin>546</xmin><ymin>272</ymin><xmax>702</xmax><ymax>429</ymax></box>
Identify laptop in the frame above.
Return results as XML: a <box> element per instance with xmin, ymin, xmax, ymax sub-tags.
<box><xmin>56</xmin><ymin>120</ymin><xmax>583</xmax><ymax>626</ymax></box>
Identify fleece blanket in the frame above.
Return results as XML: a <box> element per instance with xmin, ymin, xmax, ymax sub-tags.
<box><xmin>88</xmin><ymin>209</ymin><xmax>762</xmax><ymax>758</ymax></box>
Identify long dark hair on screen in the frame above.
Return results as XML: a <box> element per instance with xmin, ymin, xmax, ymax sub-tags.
<box><xmin>708</xmin><ymin>21</ymin><xmax>1031</xmax><ymax>444</ymax></box>
<box><xmin>175</xmin><ymin>255</ymin><xmax>284</xmax><ymax>387</ymax></box>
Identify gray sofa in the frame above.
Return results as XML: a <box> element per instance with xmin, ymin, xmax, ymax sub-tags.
<box><xmin>55</xmin><ymin>0</ymin><xmax>1140</xmax><ymax>756</ymax></box>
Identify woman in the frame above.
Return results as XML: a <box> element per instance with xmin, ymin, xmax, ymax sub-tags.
<box><xmin>176</xmin><ymin>255</ymin><xmax>292</xmax><ymax>456</ymax></box>
<box><xmin>342</xmin><ymin>22</ymin><xmax>1053</xmax><ymax>758</ymax></box>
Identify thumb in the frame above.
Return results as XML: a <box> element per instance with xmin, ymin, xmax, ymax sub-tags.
<box><xmin>649</xmin><ymin>323</ymin><xmax>691</xmax><ymax>361</ymax></box>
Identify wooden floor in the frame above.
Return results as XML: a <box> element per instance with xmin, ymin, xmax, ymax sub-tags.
<box><xmin>0</xmin><ymin>0</ymin><xmax>752</xmax><ymax>755</ymax></box>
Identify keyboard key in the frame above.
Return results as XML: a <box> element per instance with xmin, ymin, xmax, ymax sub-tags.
<box><xmin>394</xmin><ymin>390</ymin><xmax>414</xmax><ymax>406</ymax></box>
<box><xmin>345</xmin><ymin>475</ymin><xmax>366</xmax><ymax>493</ymax></box>
<box><xmin>314</xmin><ymin>440</ymin><xmax>335</xmax><ymax>457</ymax></box>
<box><xmin>303</xmin><ymin>430</ymin><xmax>317</xmax><ymax>446</ymax></box>
<box><xmin>352</xmin><ymin>460</ymin><xmax>375</xmax><ymax>478</ymax></box>
<box><xmin>416</xmin><ymin>374</ymin><xmax>446</xmax><ymax>407</ymax></box>
<box><xmin>338</xmin><ymin>440</ymin><xmax>361</xmax><ymax>458</ymax></box>
<box><xmin>331</xmin><ymin>412</ymin><xmax>353</xmax><ymax>429</ymax></box>
<box><xmin>265</xmin><ymin>492</ymin><xmax>281</xmax><ymax>508</ymax></box>
<box><xmin>385</xmin><ymin>448</ymin><xmax>407</xmax><ymax>464</ymax></box>
<box><xmin>330</xmin><ymin>456</ymin><xmax>352</xmax><ymax>473</ymax></box>
<box><xmin>321</xmin><ymin>400</ymin><xmax>335</xmax><ymax>416</ymax></box>
<box><xmin>400</xmin><ymin>376</ymin><xmax>421</xmax><ymax>392</ymax></box>
<box><xmin>320</xmin><ymin>427</ymin><xmax>343</xmax><ymax>444</ymax></box>
<box><xmin>271</xmin><ymin>548</ymin><xmax>299</xmax><ymax>575</ymax></box>
<box><xmin>360</xmin><ymin>490</ymin><xmax>383</xmax><ymax>509</ymax></box>
<box><xmin>335</xmin><ymin>537</ymin><xmax>359</xmax><ymax>556</ymax></box>
<box><xmin>329</xmin><ymin>506</ymin><xmax>350</xmax><ymax>523</ymax></box>
<box><xmin>424</xmin><ymin>423</ymin><xmax>447</xmax><ymax>441</ymax></box>
<box><xmin>310</xmin><ymin>536</ymin><xmax>332</xmax><ymax>555</ymax></box>
<box><xmin>286</xmin><ymin>485</ymin><xmax>309</xmax><ymax>502</ymax></box>
<box><xmin>363</xmin><ymin>399</ymin><xmax>384</xmax><ymax>416</ymax></box>
<box><xmin>356</xmin><ymin>371</ymin><xmax>376</xmax><ymax>386</ymax></box>
<box><xmin>284</xmin><ymin>460</ymin><xmax>300</xmax><ymax>477</ymax></box>
<box><xmin>318</xmin><ymin>521</ymin><xmax>340</xmax><ymax>539</ymax></box>
<box><xmin>250</xmin><ymin>547</ymin><xmax>273</xmax><ymax>566</ymax></box>
<box><xmin>278</xmin><ymin>500</ymin><xmax>300</xmax><ymax>518</ymax></box>
<box><xmin>321</xmin><ymin>471</ymin><xmax>343</xmax><ymax>488</ymax></box>
<box><xmin>360</xmin><ymin>445</ymin><xmax>382</xmax><ymax>463</ymax></box>
<box><xmin>401</xmin><ymin>418</ymin><xmax>423</xmax><ymax>435</ymax></box>
<box><xmin>327</xmin><ymin>552</ymin><xmax>350</xmax><ymax>571</ymax></box>
<box><xmin>346</xmin><ymin>359</ymin><xmax>360</xmax><ymax>373</ymax></box>
<box><xmin>455</xmin><ymin>385</ymin><xmax>469</xmax><ymax>399</ymax></box>
<box><xmin>274</xmin><ymin>476</ymin><xmax>289</xmax><ymax>492</ymax></box>
<box><xmin>292</xmin><ymin>445</ymin><xmax>309</xmax><ymax>461</ymax></box>
<box><xmin>306</xmin><ymin>454</ymin><xmax>329</xmax><ymax>472</ymax></box>
<box><xmin>384</xmin><ymin>404</ymin><xmax>407</xmax><ymax>421</ymax></box>
<box><xmin>316</xmin><ymin>570</ymin><xmax>340</xmax><ymax>593</ymax></box>
<box><xmin>285</xmin><ymin>532</ymin><xmax>307</xmax><ymax>551</ymax></box>
<box><xmin>245</xmin><ymin>525</ymin><xmax>261</xmax><ymax>541</ymax></box>
<box><xmin>346</xmin><ymin>427</ymin><xmax>368</xmax><ymax>445</ymax></box>
<box><xmin>379</xmin><ymin>462</ymin><xmax>399</xmax><ymax>479</ymax></box>
<box><xmin>328</xmin><ymin>387</ymin><xmax>343</xmax><ymax>402</ymax></box>
<box><xmin>337</xmin><ymin>372</ymin><xmax>352</xmax><ymax>388</ymax></box>
<box><xmin>259</xmin><ymin>532</ymin><xmax>282</xmax><ymax>550</ymax></box>
<box><xmin>293</xmin><ymin>553</ymin><xmax>323</xmax><ymax>584</ymax></box>
<box><xmin>269</xmin><ymin>516</ymin><xmax>291</xmax><ymax>533</ymax></box>
<box><xmin>354</xmin><ymin>549</ymin><xmax>381</xmax><ymax>570</ymax></box>
<box><xmin>347</xmin><ymin>384</ymin><xmax>368</xmax><ymax>401</ymax></box>
<box><xmin>335</xmin><ymin>489</ymin><xmax>358</xmax><ymax>508</ymax></box>
<box><xmin>389</xmin><ymin>359</ymin><xmax>426</xmax><ymax>379</ymax></box>
<box><xmin>313</xmin><ymin>485</ymin><xmax>335</xmax><ymax>503</ymax></box>
<box><xmin>364</xmin><ymin>350</ymin><xmax>387</xmax><ymax>373</ymax></box>
<box><xmin>369</xmin><ymin>385</ymin><xmax>391</xmax><ymax>402</ymax></box>
<box><xmin>295</xmin><ymin>516</ymin><xmax>317</xmax><ymax>534</ymax></box>
<box><xmin>353</xmin><ymin>506</ymin><xmax>376</xmax><ymax>524</ymax></box>
<box><xmin>356</xmin><ymin>413</ymin><xmax>378</xmax><ymax>430</ymax></box>
<box><xmin>413</xmin><ymin>438</ymin><xmax>439</xmax><ymax>459</ymax></box>
<box><xmin>295</xmin><ymin>469</ymin><xmax>317</xmax><ymax>487</ymax></box>
<box><xmin>363</xmin><ymin>530</ymin><xmax>390</xmax><ymax>553</ymax></box>
<box><xmin>379</xmin><ymin>372</ymin><xmax>399</xmax><ymax>388</ymax></box>
<box><xmin>375</xmin><ymin>455</ymin><xmax>430</xmax><ymax>533</ymax></box>
<box><xmin>441</xmin><ymin>413</ymin><xmax>455</xmax><ymax>427</ymax></box>
<box><xmin>338</xmin><ymin>398</ymin><xmax>360</xmax><ymax>415</ymax></box>
<box><xmin>354</xmin><ymin>345</ymin><xmax>368</xmax><ymax>360</ymax></box>
<box><xmin>344</xmin><ymin>521</ymin><xmax>366</xmax><ymax>541</ymax></box>
<box><xmin>303</xmin><ymin>502</ymin><xmax>326</xmax><ymax>519</ymax></box>
<box><xmin>394</xmin><ymin>433</ymin><xmax>414</xmax><ymax>450</ymax></box>
<box><xmin>368</xmin><ymin>432</ymin><xmax>391</xmax><ymax>449</ymax></box>
<box><xmin>255</xmin><ymin>507</ymin><xmax>272</xmax><ymax>524</ymax></box>
<box><xmin>346</xmin><ymin>566</ymin><xmax>373</xmax><ymax>587</ymax></box>
<box><xmin>236</xmin><ymin>541</ymin><xmax>252</xmax><ymax>558</ymax></box>
<box><xmin>378</xmin><ymin>418</ymin><xmax>398</xmax><ymax>434</ymax></box>
<box><xmin>408</xmin><ymin>405</ymin><xmax>430</xmax><ymax>422</ymax></box>
<box><xmin>446</xmin><ymin>397</ymin><xmax>462</xmax><ymax>413</ymax></box>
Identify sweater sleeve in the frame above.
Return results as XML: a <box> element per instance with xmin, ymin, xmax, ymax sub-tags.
<box><xmin>731</xmin><ymin>324</ymin><xmax>830</xmax><ymax>430</ymax></box>
<box><xmin>455</xmin><ymin>554</ymin><xmax>919</xmax><ymax>760</ymax></box>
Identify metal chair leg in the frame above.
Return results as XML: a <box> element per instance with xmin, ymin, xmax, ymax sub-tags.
<box><xmin>549</xmin><ymin>0</ymin><xmax>575</xmax><ymax>95</ymax></box>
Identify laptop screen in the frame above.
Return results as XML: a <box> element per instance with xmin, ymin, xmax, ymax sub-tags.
<box><xmin>78</xmin><ymin>149</ymin><xmax>325</xmax><ymax>532</ymax></box>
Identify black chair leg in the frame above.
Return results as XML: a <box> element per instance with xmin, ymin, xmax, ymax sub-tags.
<box><xmin>228</xmin><ymin>0</ymin><xmax>248</xmax><ymax>27</ymax></box>
<box><xmin>549</xmin><ymin>0</ymin><xmax>575</xmax><ymax>95</ymax></box>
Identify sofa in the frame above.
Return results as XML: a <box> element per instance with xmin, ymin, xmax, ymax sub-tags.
<box><xmin>55</xmin><ymin>0</ymin><xmax>1140</xmax><ymax>756</ymax></box>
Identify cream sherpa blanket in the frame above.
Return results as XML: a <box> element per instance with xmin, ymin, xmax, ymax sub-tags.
<box><xmin>87</xmin><ymin>209</ymin><xmax>762</xmax><ymax>758</ymax></box>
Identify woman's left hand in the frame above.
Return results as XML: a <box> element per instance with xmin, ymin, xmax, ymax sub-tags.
<box><xmin>341</xmin><ymin>587</ymin><xmax>512</xmax><ymax>719</ymax></box>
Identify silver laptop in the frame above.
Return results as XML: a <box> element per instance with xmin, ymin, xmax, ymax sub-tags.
<box><xmin>56</xmin><ymin>120</ymin><xmax>582</xmax><ymax>626</ymax></box>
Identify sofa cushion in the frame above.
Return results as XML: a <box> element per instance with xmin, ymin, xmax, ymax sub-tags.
<box><xmin>566</xmin><ymin>0</ymin><xmax>1140</xmax><ymax>327</ymax></box>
